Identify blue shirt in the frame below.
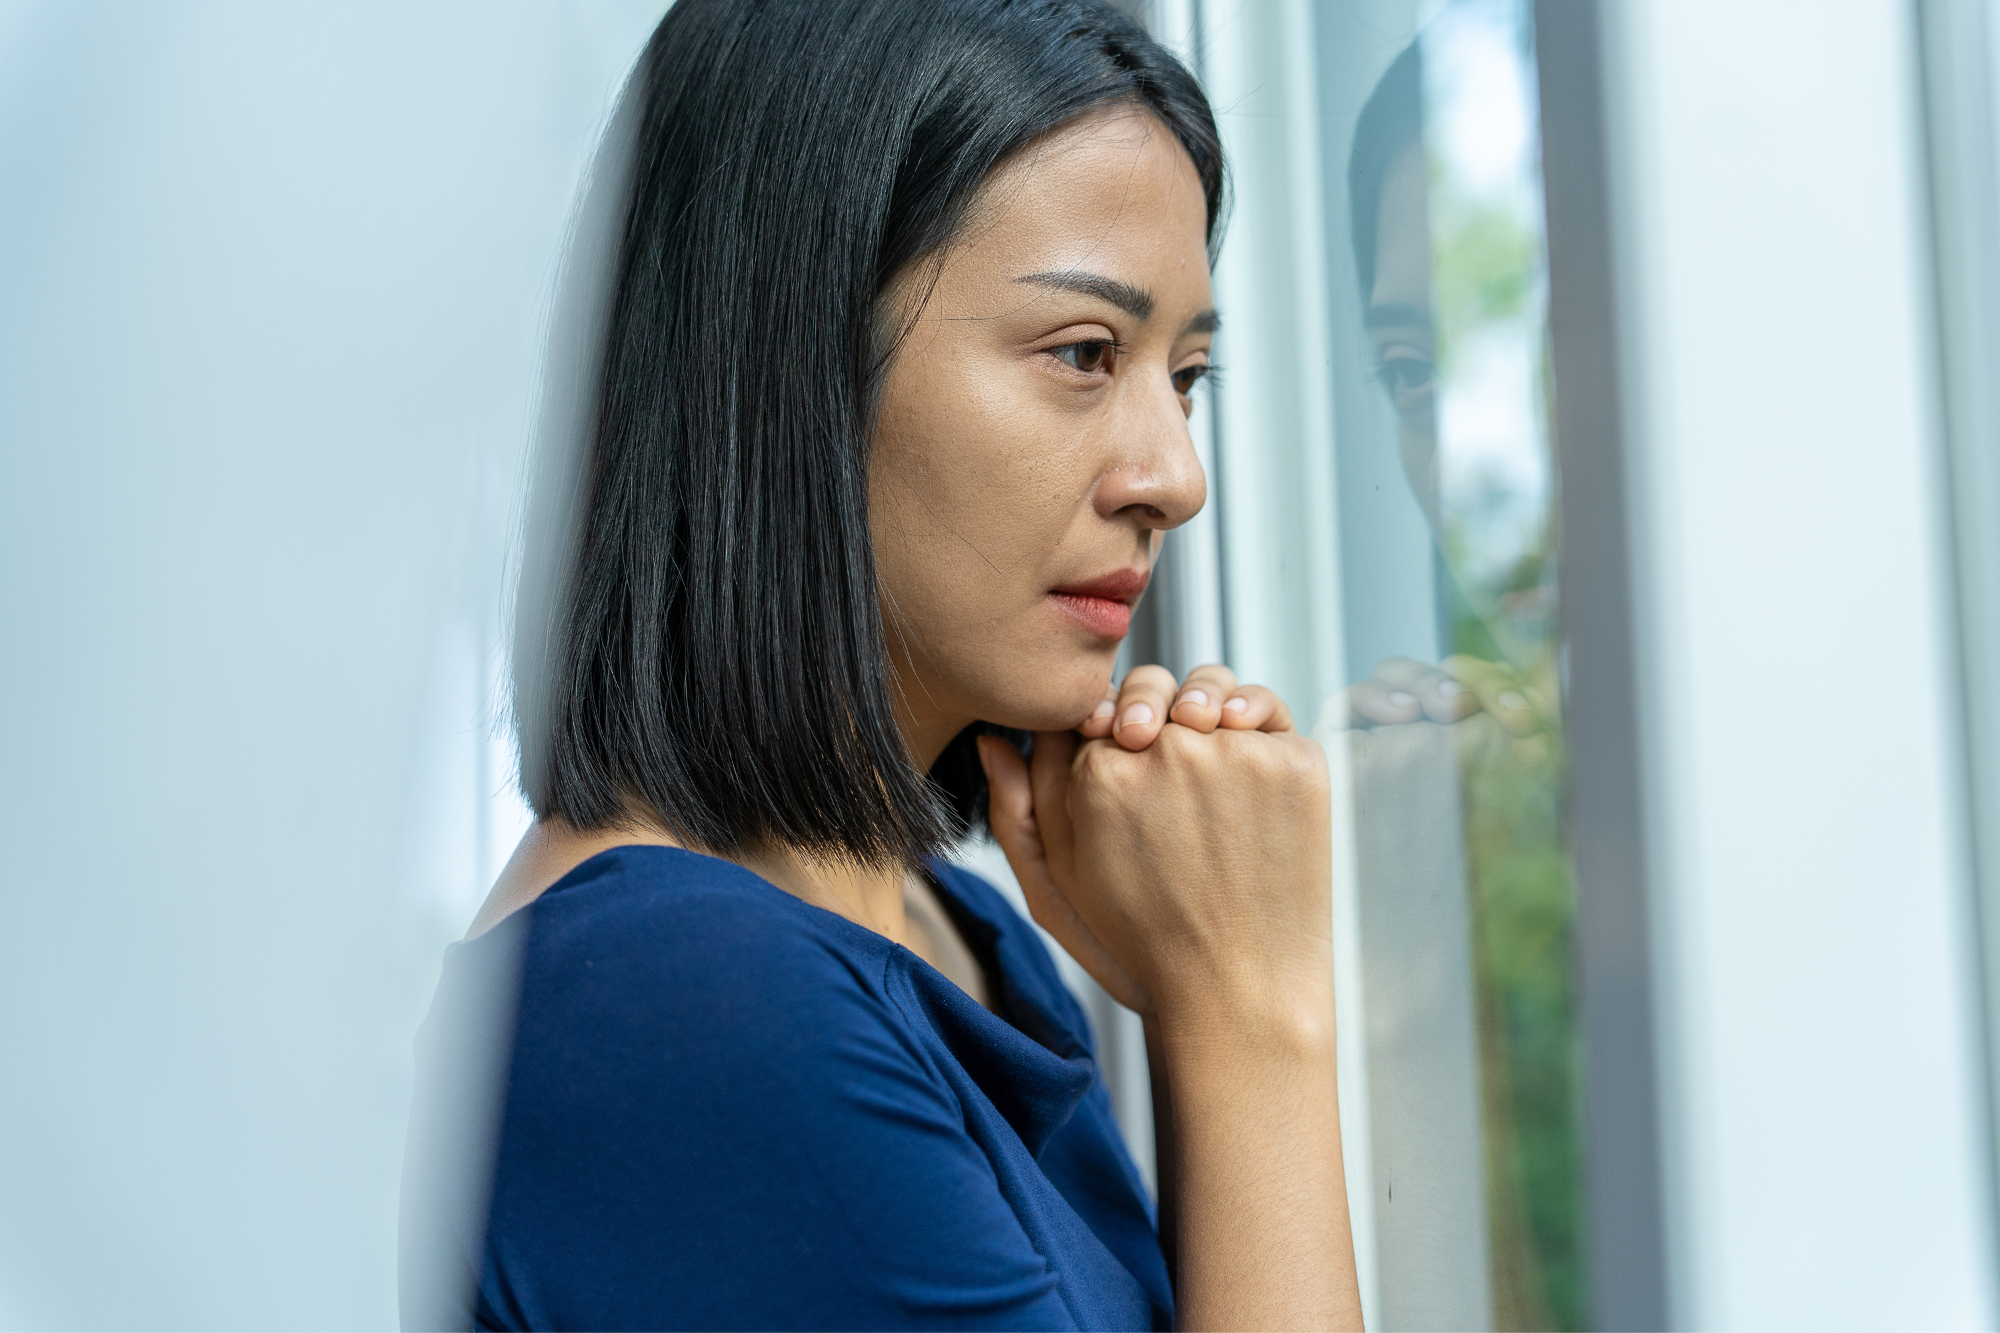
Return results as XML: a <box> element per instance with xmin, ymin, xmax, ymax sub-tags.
<box><xmin>405</xmin><ymin>846</ymin><xmax>1172</xmax><ymax>1331</ymax></box>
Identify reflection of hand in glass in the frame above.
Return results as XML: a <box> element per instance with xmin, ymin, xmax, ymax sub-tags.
<box><xmin>1333</xmin><ymin>654</ymin><xmax>1548</xmax><ymax>737</ymax></box>
<box><xmin>1441</xmin><ymin>654</ymin><xmax>1552</xmax><ymax>737</ymax></box>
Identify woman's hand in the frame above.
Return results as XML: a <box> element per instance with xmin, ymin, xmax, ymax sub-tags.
<box><xmin>977</xmin><ymin>664</ymin><xmax>1362</xmax><ymax>1331</ymax></box>
<box><xmin>976</xmin><ymin>663</ymin><xmax>1331</xmax><ymax>1025</ymax></box>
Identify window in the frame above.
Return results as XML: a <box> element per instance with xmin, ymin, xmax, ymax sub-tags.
<box><xmin>1152</xmin><ymin>1</ymin><xmax>1585</xmax><ymax>1325</ymax></box>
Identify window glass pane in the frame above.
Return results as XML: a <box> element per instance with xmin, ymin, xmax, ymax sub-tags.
<box><xmin>1308</xmin><ymin>1</ymin><xmax>1584</xmax><ymax>1325</ymax></box>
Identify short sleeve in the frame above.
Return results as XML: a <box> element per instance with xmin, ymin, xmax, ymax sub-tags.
<box><xmin>471</xmin><ymin>867</ymin><xmax>1082</xmax><ymax>1332</ymax></box>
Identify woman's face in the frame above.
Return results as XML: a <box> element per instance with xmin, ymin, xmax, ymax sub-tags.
<box><xmin>870</xmin><ymin>106</ymin><xmax>1214</xmax><ymax>760</ymax></box>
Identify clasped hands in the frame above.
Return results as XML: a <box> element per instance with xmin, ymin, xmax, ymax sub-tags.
<box><xmin>976</xmin><ymin>664</ymin><xmax>1332</xmax><ymax>1026</ymax></box>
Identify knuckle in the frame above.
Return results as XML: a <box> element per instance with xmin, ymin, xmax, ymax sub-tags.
<box><xmin>1289</xmin><ymin>738</ymin><xmax>1331</xmax><ymax>789</ymax></box>
<box><xmin>1237</xmin><ymin>730</ymin><xmax>1303</xmax><ymax>774</ymax></box>
<box><xmin>1248</xmin><ymin>733</ymin><xmax>1291</xmax><ymax>771</ymax></box>
<box><xmin>1075</xmin><ymin>739</ymin><xmax>1116</xmax><ymax>779</ymax></box>
<box><xmin>1209</xmin><ymin>728</ymin><xmax>1260</xmax><ymax>768</ymax></box>
<box><xmin>1098</xmin><ymin>766</ymin><xmax>1145</xmax><ymax>809</ymax></box>
<box><xmin>1075</xmin><ymin>742</ymin><xmax>1138</xmax><ymax>798</ymax></box>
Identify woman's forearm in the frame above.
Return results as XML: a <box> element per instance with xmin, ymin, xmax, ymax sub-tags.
<box><xmin>1155</xmin><ymin>991</ymin><xmax>1361</xmax><ymax>1332</ymax></box>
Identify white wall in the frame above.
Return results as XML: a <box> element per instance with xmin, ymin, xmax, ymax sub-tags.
<box><xmin>0</xmin><ymin>4</ymin><xmax>664</xmax><ymax>1325</ymax></box>
<box><xmin>1605</xmin><ymin>0</ymin><xmax>1999</xmax><ymax>1325</ymax></box>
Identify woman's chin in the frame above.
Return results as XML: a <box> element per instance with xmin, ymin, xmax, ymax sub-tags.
<box><xmin>978</xmin><ymin>678</ymin><xmax>1118</xmax><ymax>734</ymax></box>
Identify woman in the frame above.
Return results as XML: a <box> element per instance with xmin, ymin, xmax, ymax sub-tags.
<box><xmin>403</xmin><ymin>1</ymin><xmax>1361</xmax><ymax>1328</ymax></box>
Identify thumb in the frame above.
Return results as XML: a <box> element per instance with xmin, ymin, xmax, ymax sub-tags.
<box><xmin>977</xmin><ymin>735</ymin><xmax>1046</xmax><ymax>874</ymax></box>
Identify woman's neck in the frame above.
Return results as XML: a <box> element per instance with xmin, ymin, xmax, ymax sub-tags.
<box><xmin>465</xmin><ymin>817</ymin><xmax>914</xmax><ymax>947</ymax></box>
<box><xmin>889</xmin><ymin>658</ymin><xmax>977</xmax><ymax>776</ymax></box>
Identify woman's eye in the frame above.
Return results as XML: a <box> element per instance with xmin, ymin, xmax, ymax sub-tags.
<box><xmin>1379</xmin><ymin>352</ymin><xmax>1435</xmax><ymax>398</ymax></box>
<box><xmin>1172</xmin><ymin>364</ymin><xmax>1210</xmax><ymax>395</ymax></box>
<box><xmin>1054</xmin><ymin>340</ymin><xmax>1114</xmax><ymax>374</ymax></box>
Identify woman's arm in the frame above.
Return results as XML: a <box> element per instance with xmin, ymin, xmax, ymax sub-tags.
<box><xmin>1153</xmin><ymin>970</ymin><xmax>1356</xmax><ymax>1330</ymax></box>
<box><xmin>980</xmin><ymin>665</ymin><xmax>1363</xmax><ymax>1332</ymax></box>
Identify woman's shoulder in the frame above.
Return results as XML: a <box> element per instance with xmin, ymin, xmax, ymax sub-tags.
<box><xmin>458</xmin><ymin>846</ymin><xmax>955</xmax><ymax>1151</ymax></box>
<box><xmin>452</xmin><ymin>847</ymin><xmax>1099</xmax><ymax>1330</ymax></box>
<box><xmin>504</xmin><ymin>844</ymin><xmax>902</xmax><ymax>1020</ymax></box>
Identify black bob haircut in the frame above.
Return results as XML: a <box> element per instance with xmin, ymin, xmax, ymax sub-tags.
<box><xmin>514</xmin><ymin>0</ymin><xmax>1226</xmax><ymax>866</ymax></box>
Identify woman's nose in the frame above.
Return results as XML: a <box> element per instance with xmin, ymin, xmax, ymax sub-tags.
<box><xmin>1092</xmin><ymin>381</ymin><xmax>1208</xmax><ymax>531</ymax></box>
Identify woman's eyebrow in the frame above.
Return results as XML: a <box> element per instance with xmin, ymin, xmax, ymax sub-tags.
<box><xmin>1366</xmin><ymin>301</ymin><xmax>1433</xmax><ymax>331</ymax></box>
<box><xmin>1014</xmin><ymin>270</ymin><xmax>1155</xmax><ymax>320</ymax></box>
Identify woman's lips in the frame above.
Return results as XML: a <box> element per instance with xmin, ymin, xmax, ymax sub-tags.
<box><xmin>1049</xmin><ymin>569</ymin><xmax>1149</xmax><ymax>639</ymax></box>
<box><xmin>1050</xmin><ymin>592</ymin><xmax>1134</xmax><ymax>637</ymax></box>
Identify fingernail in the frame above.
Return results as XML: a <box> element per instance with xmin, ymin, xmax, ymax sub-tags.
<box><xmin>1224</xmin><ymin>696</ymin><xmax>1249</xmax><ymax>714</ymax></box>
<box><xmin>1178</xmin><ymin>689</ymin><xmax>1209</xmax><ymax>709</ymax></box>
<box><xmin>1437</xmin><ymin>679</ymin><xmax>1464</xmax><ymax>698</ymax></box>
<box><xmin>1091</xmin><ymin>699</ymin><xmax>1116</xmax><ymax>720</ymax></box>
<box><xmin>1499</xmin><ymin>690</ymin><xmax>1528</xmax><ymax>711</ymax></box>
<box><xmin>1117</xmin><ymin>703</ymin><xmax>1155</xmax><ymax>731</ymax></box>
<box><xmin>1387</xmin><ymin>690</ymin><xmax>1417</xmax><ymax>707</ymax></box>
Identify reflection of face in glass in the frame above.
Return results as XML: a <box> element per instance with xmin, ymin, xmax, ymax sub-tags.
<box><xmin>1339</xmin><ymin>38</ymin><xmax>1552</xmax><ymax>729</ymax></box>
<box><xmin>1348</xmin><ymin>43</ymin><xmax>1440</xmax><ymax>539</ymax></box>
<box><xmin>1367</xmin><ymin>141</ymin><xmax>1440</xmax><ymax>532</ymax></box>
